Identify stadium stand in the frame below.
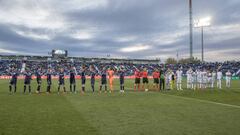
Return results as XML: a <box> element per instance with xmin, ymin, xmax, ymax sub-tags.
<box><xmin>0</xmin><ymin>55</ymin><xmax>239</xmax><ymax>77</ymax></box>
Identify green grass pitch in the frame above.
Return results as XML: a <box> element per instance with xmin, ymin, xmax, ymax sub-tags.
<box><xmin>0</xmin><ymin>78</ymin><xmax>240</xmax><ymax>135</ymax></box>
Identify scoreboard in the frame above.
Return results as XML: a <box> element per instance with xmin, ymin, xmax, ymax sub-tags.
<box><xmin>52</xmin><ymin>50</ymin><xmax>68</xmax><ymax>58</ymax></box>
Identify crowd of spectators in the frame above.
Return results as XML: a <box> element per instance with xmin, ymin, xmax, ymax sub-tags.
<box><xmin>0</xmin><ymin>59</ymin><xmax>239</xmax><ymax>77</ymax></box>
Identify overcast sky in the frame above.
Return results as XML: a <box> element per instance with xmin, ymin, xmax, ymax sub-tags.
<box><xmin>0</xmin><ymin>0</ymin><xmax>239</xmax><ymax>61</ymax></box>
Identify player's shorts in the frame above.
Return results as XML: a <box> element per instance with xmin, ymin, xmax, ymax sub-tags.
<box><xmin>226</xmin><ymin>77</ymin><xmax>231</xmax><ymax>81</ymax></box>
<box><xmin>81</xmin><ymin>78</ymin><xmax>86</xmax><ymax>84</ymax></box>
<box><xmin>153</xmin><ymin>78</ymin><xmax>159</xmax><ymax>84</ymax></box>
<box><xmin>101</xmin><ymin>78</ymin><xmax>107</xmax><ymax>85</ymax></box>
<box><xmin>212</xmin><ymin>78</ymin><xmax>215</xmax><ymax>82</ymax></box>
<box><xmin>47</xmin><ymin>80</ymin><xmax>52</xmax><ymax>85</ymax></box>
<box><xmin>142</xmin><ymin>78</ymin><xmax>149</xmax><ymax>84</ymax></box>
<box><xmin>208</xmin><ymin>78</ymin><xmax>212</xmax><ymax>83</ymax></box>
<box><xmin>197</xmin><ymin>78</ymin><xmax>202</xmax><ymax>83</ymax></box>
<box><xmin>37</xmin><ymin>79</ymin><xmax>42</xmax><ymax>85</ymax></box>
<box><xmin>109</xmin><ymin>77</ymin><xmax>114</xmax><ymax>83</ymax></box>
<box><xmin>24</xmin><ymin>80</ymin><xmax>31</xmax><ymax>85</ymax></box>
<box><xmin>135</xmin><ymin>78</ymin><xmax>140</xmax><ymax>84</ymax></box>
<box><xmin>177</xmin><ymin>78</ymin><xmax>182</xmax><ymax>83</ymax></box>
<box><xmin>91</xmin><ymin>78</ymin><xmax>95</xmax><ymax>85</ymax></box>
<box><xmin>10</xmin><ymin>79</ymin><xmax>17</xmax><ymax>85</ymax></box>
<box><xmin>203</xmin><ymin>78</ymin><xmax>208</xmax><ymax>83</ymax></box>
<box><xmin>70</xmin><ymin>78</ymin><xmax>76</xmax><ymax>84</ymax></box>
<box><xmin>59</xmin><ymin>80</ymin><xmax>65</xmax><ymax>85</ymax></box>
<box><xmin>120</xmin><ymin>77</ymin><xmax>124</xmax><ymax>85</ymax></box>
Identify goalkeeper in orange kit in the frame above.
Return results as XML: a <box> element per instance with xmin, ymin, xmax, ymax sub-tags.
<box><xmin>107</xmin><ymin>67</ymin><xmax>115</xmax><ymax>93</ymax></box>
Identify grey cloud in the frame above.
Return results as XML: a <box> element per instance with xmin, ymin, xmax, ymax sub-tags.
<box><xmin>0</xmin><ymin>0</ymin><xmax>239</xmax><ymax>61</ymax></box>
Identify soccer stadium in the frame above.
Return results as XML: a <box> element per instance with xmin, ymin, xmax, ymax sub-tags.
<box><xmin>0</xmin><ymin>0</ymin><xmax>240</xmax><ymax>135</ymax></box>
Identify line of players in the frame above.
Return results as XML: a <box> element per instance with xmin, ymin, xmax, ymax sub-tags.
<box><xmin>185</xmin><ymin>68</ymin><xmax>232</xmax><ymax>90</ymax></box>
<box><xmin>133</xmin><ymin>67</ymin><xmax>232</xmax><ymax>91</ymax></box>
<box><xmin>8</xmin><ymin>65</ymin><xmax>125</xmax><ymax>94</ymax></box>
<box><xmin>172</xmin><ymin>67</ymin><xmax>231</xmax><ymax>90</ymax></box>
<box><xmin>8</xmin><ymin>65</ymin><xmax>232</xmax><ymax>94</ymax></box>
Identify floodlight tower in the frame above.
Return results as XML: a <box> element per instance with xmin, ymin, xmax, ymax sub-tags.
<box><xmin>189</xmin><ymin>0</ymin><xmax>193</xmax><ymax>60</ymax></box>
<box><xmin>194</xmin><ymin>17</ymin><xmax>211</xmax><ymax>62</ymax></box>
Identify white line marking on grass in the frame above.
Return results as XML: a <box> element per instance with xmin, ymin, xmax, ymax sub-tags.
<box><xmin>161</xmin><ymin>94</ymin><xmax>240</xmax><ymax>109</ymax></box>
<box><xmin>125</xmin><ymin>87</ymin><xmax>240</xmax><ymax>109</ymax></box>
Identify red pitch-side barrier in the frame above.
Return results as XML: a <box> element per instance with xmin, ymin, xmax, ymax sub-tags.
<box><xmin>0</xmin><ymin>76</ymin><xmax>154</xmax><ymax>79</ymax></box>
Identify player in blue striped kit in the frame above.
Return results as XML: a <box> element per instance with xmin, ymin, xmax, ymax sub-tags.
<box><xmin>90</xmin><ymin>65</ymin><xmax>96</xmax><ymax>93</ymax></box>
<box><xmin>23</xmin><ymin>68</ymin><xmax>32</xmax><ymax>94</ymax></box>
<box><xmin>9</xmin><ymin>67</ymin><xmax>18</xmax><ymax>94</ymax></box>
<box><xmin>36</xmin><ymin>68</ymin><xmax>42</xmax><ymax>93</ymax></box>
<box><xmin>118</xmin><ymin>66</ymin><xmax>125</xmax><ymax>93</ymax></box>
<box><xmin>69</xmin><ymin>66</ymin><xmax>77</xmax><ymax>93</ymax></box>
<box><xmin>58</xmin><ymin>68</ymin><xmax>66</xmax><ymax>94</ymax></box>
<box><xmin>46</xmin><ymin>68</ymin><xmax>52</xmax><ymax>93</ymax></box>
<box><xmin>80</xmin><ymin>65</ymin><xmax>87</xmax><ymax>93</ymax></box>
<box><xmin>99</xmin><ymin>67</ymin><xmax>107</xmax><ymax>93</ymax></box>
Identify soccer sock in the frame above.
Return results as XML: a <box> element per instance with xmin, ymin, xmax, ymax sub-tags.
<box><xmin>105</xmin><ymin>85</ymin><xmax>107</xmax><ymax>91</ymax></box>
<box><xmin>63</xmin><ymin>87</ymin><xmax>66</xmax><ymax>92</ymax></box>
<box><xmin>29</xmin><ymin>86</ymin><xmax>31</xmax><ymax>93</ymax></box>
<box><xmin>120</xmin><ymin>86</ymin><xmax>122</xmax><ymax>90</ymax></box>
<box><xmin>58</xmin><ymin>86</ymin><xmax>60</xmax><ymax>92</ymax></box>
<box><xmin>9</xmin><ymin>85</ymin><xmax>12</xmax><ymax>92</ymax></box>
<box><xmin>100</xmin><ymin>86</ymin><xmax>102</xmax><ymax>91</ymax></box>
<box><xmin>74</xmin><ymin>85</ymin><xmax>76</xmax><ymax>92</ymax></box>
<box><xmin>123</xmin><ymin>86</ymin><xmax>124</xmax><ymax>90</ymax></box>
<box><xmin>82</xmin><ymin>87</ymin><xmax>85</xmax><ymax>92</ymax></box>
<box><xmin>14</xmin><ymin>86</ymin><xmax>17</xmax><ymax>93</ymax></box>
<box><xmin>24</xmin><ymin>85</ymin><xmax>26</xmax><ymax>93</ymax></box>
<box><xmin>47</xmin><ymin>86</ymin><xmax>50</xmax><ymax>92</ymax></box>
<box><xmin>37</xmin><ymin>85</ymin><xmax>40</xmax><ymax>92</ymax></box>
<box><xmin>91</xmin><ymin>84</ymin><xmax>94</xmax><ymax>92</ymax></box>
<box><xmin>70</xmin><ymin>85</ymin><xmax>72</xmax><ymax>92</ymax></box>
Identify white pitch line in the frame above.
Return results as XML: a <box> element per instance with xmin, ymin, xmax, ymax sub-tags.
<box><xmin>161</xmin><ymin>93</ymin><xmax>240</xmax><ymax>109</ymax></box>
<box><xmin>125</xmin><ymin>87</ymin><xmax>240</xmax><ymax>109</ymax></box>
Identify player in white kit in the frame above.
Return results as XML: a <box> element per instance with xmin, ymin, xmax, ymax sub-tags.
<box><xmin>176</xmin><ymin>68</ymin><xmax>183</xmax><ymax>90</ymax></box>
<box><xmin>192</xmin><ymin>70</ymin><xmax>198</xmax><ymax>90</ymax></box>
<box><xmin>166</xmin><ymin>69</ymin><xmax>172</xmax><ymax>90</ymax></box>
<box><xmin>211</xmin><ymin>70</ymin><xmax>216</xmax><ymax>88</ymax></box>
<box><xmin>207</xmin><ymin>70</ymin><xmax>212</xmax><ymax>88</ymax></box>
<box><xmin>196</xmin><ymin>69</ymin><xmax>202</xmax><ymax>89</ymax></box>
<box><xmin>217</xmin><ymin>69</ymin><xmax>223</xmax><ymax>89</ymax></box>
<box><xmin>202</xmin><ymin>69</ymin><xmax>208</xmax><ymax>89</ymax></box>
<box><xmin>186</xmin><ymin>68</ymin><xmax>193</xmax><ymax>89</ymax></box>
<box><xmin>225</xmin><ymin>70</ymin><xmax>232</xmax><ymax>88</ymax></box>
